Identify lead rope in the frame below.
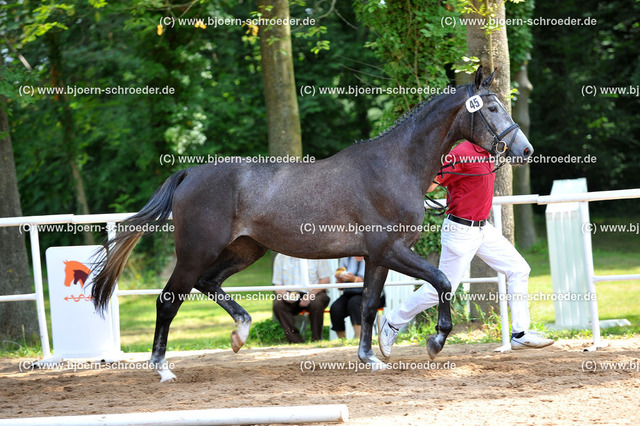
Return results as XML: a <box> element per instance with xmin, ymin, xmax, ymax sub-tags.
<box><xmin>424</xmin><ymin>157</ymin><xmax>506</xmax><ymax>215</ymax></box>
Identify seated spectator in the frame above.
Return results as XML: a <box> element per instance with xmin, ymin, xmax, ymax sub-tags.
<box><xmin>330</xmin><ymin>256</ymin><xmax>385</xmax><ymax>339</ymax></box>
<box><xmin>272</xmin><ymin>253</ymin><xmax>331</xmax><ymax>343</ymax></box>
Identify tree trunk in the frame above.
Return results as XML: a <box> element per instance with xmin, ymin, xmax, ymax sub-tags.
<box><xmin>512</xmin><ymin>63</ymin><xmax>537</xmax><ymax>250</ymax></box>
<box><xmin>46</xmin><ymin>32</ymin><xmax>94</xmax><ymax>244</ymax></box>
<box><xmin>465</xmin><ymin>1</ymin><xmax>513</xmax><ymax>319</ymax></box>
<box><xmin>0</xmin><ymin>94</ymin><xmax>39</xmax><ymax>343</ymax></box>
<box><xmin>258</xmin><ymin>0</ymin><xmax>303</xmax><ymax>158</ymax></box>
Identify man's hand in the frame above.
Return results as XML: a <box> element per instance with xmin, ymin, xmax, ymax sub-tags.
<box><xmin>342</xmin><ymin>272</ymin><xmax>355</xmax><ymax>282</ymax></box>
<box><xmin>299</xmin><ymin>293</ymin><xmax>311</xmax><ymax>308</ymax></box>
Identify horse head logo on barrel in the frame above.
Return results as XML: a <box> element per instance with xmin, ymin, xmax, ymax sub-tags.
<box><xmin>92</xmin><ymin>66</ymin><xmax>533</xmax><ymax>382</ymax></box>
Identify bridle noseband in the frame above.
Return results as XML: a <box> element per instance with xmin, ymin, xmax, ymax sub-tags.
<box><xmin>466</xmin><ymin>84</ymin><xmax>520</xmax><ymax>157</ymax></box>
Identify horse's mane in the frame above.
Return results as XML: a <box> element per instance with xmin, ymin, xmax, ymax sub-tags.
<box><xmin>356</xmin><ymin>84</ymin><xmax>464</xmax><ymax>144</ymax></box>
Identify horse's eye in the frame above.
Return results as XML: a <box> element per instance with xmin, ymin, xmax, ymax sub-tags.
<box><xmin>489</xmin><ymin>106</ymin><xmax>498</xmax><ymax>113</ymax></box>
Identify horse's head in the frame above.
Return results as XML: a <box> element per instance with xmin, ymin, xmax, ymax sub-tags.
<box><xmin>465</xmin><ymin>66</ymin><xmax>533</xmax><ymax>164</ymax></box>
<box><xmin>63</xmin><ymin>260</ymin><xmax>91</xmax><ymax>288</ymax></box>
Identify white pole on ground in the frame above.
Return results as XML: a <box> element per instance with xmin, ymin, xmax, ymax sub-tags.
<box><xmin>106</xmin><ymin>222</ymin><xmax>121</xmax><ymax>355</ymax></box>
<box><xmin>579</xmin><ymin>201</ymin><xmax>606</xmax><ymax>351</ymax></box>
<box><xmin>29</xmin><ymin>226</ymin><xmax>51</xmax><ymax>358</ymax></box>
<box><xmin>491</xmin><ymin>205</ymin><xmax>511</xmax><ymax>352</ymax></box>
<box><xmin>0</xmin><ymin>404</ymin><xmax>349</xmax><ymax>426</ymax></box>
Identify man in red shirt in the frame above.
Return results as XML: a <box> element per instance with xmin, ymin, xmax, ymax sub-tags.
<box><xmin>379</xmin><ymin>141</ymin><xmax>554</xmax><ymax>357</ymax></box>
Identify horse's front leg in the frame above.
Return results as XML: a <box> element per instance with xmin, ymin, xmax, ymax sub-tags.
<box><xmin>378</xmin><ymin>243</ymin><xmax>453</xmax><ymax>359</ymax></box>
<box><xmin>358</xmin><ymin>263</ymin><xmax>389</xmax><ymax>371</ymax></box>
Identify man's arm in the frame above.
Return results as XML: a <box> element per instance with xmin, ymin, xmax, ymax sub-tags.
<box><xmin>428</xmin><ymin>175</ymin><xmax>442</xmax><ymax>193</ymax></box>
<box><xmin>340</xmin><ymin>272</ymin><xmax>363</xmax><ymax>283</ymax></box>
<box><xmin>310</xmin><ymin>277</ymin><xmax>330</xmax><ymax>293</ymax></box>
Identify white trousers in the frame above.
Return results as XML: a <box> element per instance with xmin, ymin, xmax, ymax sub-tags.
<box><xmin>388</xmin><ymin>218</ymin><xmax>531</xmax><ymax>333</ymax></box>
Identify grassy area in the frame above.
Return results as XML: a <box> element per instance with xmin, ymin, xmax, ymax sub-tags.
<box><xmin>527</xmin><ymin>215</ymin><xmax>640</xmax><ymax>330</ymax></box>
<box><xmin>1</xmin><ymin>215</ymin><xmax>638</xmax><ymax>357</ymax></box>
<box><xmin>119</xmin><ymin>255</ymin><xmax>277</xmax><ymax>352</ymax></box>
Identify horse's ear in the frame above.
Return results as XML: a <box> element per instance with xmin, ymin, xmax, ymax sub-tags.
<box><xmin>481</xmin><ymin>67</ymin><xmax>498</xmax><ymax>88</ymax></box>
<box><xmin>474</xmin><ymin>65</ymin><xmax>484</xmax><ymax>91</ymax></box>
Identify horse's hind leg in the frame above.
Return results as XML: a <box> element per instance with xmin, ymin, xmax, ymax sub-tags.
<box><xmin>150</xmin><ymin>261</ymin><xmax>204</xmax><ymax>382</ymax></box>
<box><xmin>194</xmin><ymin>237</ymin><xmax>267</xmax><ymax>352</ymax></box>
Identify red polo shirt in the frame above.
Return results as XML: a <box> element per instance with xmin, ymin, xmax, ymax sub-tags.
<box><xmin>439</xmin><ymin>141</ymin><xmax>495</xmax><ymax>221</ymax></box>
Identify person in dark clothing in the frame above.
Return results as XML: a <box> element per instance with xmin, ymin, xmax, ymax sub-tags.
<box><xmin>330</xmin><ymin>256</ymin><xmax>385</xmax><ymax>339</ymax></box>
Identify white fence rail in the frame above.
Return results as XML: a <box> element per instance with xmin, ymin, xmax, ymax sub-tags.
<box><xmin>1</xmin><ymin>188</ymin><xmax>639</xmax><ymax>357</ymax></box>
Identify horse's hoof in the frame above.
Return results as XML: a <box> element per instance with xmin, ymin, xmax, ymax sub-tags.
<box><xmin>157</xmin><ymin>368</ymin><xmax>177</xmax><ymax>383</ymax></box>
<box><xmin>427</xmin><ymin>336</ymin><xmax>443</xmax><ymax>360</ymax></box>
<box><xmin>370</xmin><ymin>360</ymin><xmax>388</xmax><ymax>373</ymax></box>
<box><xmin>231</xmin><ymin>319</ymin><xmax>251</xmax><ymax>353</ymax></box>
<box><xmin>231</xmin><ymin>330</ymin><xmax>244</xmax><ymax>353</ymax></box>
<box><xmin>361</xmin><ymin>355</ymin><xmax>388</xmax><ymax>373</ymax></box>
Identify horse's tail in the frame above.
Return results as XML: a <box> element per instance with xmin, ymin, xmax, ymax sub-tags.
<box><xmin>91</xmin><ymin>169</ymin><xmax>188</xmax><ymax>313</ymax></box>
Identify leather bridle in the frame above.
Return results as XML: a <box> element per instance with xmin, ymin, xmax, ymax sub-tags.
<box><xmin>467</xmin><ymin>84</ymin><xmax>520</xmax><ymax>157</ymax></box>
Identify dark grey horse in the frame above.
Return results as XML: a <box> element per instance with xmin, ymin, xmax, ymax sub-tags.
<box><xmin>92</xmin><ymin>67</ymin><xmax>533</xmax><ymax>381</ymax></box>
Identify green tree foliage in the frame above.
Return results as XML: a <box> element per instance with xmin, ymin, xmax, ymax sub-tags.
<box><xmin>2</xmin><ymin>1</ymin><xmax>379</xmax><ymax>263</ymax></box>
<box><xmin>354</xmin><ymin>0</ymin><xmax>469</xmax><ymax>132</ymax></box>
<box><xmin>505</xmin><ymin>0</ymin><xmax>534</xmax><ymax>70</ymax></box>
<box><xmin>529</xmin><ymin>0</ymin><xmax>640</xmax><ymax>204</ymax></box>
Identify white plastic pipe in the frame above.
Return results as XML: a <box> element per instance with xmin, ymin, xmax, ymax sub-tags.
<box><xmin>30</xmin><ymin>227</ymin><xmax>51</xmax><ymax>358</ymax></box>
<box><xmin>580</xmin><ymin>202</ymin><xmax>604</xmax><ymax>351</ymax></box>
<box><xmin>0</xmin><ymin>404</ymin><xmax>349</xmax><ymax>426</ymax></box>
<box><xmin>492</xmin><ymin>205</ymin><xmax>511</xmax><ymax>351</ymax></box>
<box><xmin>0</xmin><ymin>293</ymin><xmax>37</xmax><ymax>302</ymax></box>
